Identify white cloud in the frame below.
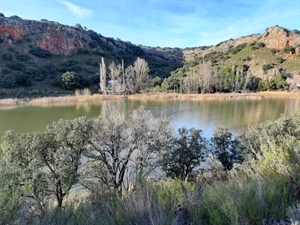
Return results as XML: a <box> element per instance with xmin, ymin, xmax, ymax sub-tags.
<box><xmin>58</xmin><ymin>0</ymin><xmax>93</xmax><ymax>18</ymax></box>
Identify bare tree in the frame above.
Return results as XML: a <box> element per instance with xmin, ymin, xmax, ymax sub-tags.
<box><xmin>125</xmin><ymin>57</ymin><xmax>150</xmax><ymax>94</ymax></box>
<box><xmin>122</xmin><ymin>58</ymin><xmax>125</xmax><ymax>91</ymax></box>
<box><xmin>125</xmin><ymin>65</ymin><xmax>136</xmax><ymax>94</ymax></box>
<box><xmin>199</xmin><ymin>60</ymin><xmax>213</xmax><ymax>94</ymax></box>
<box><xmin>108</xmin><ymin>61</ymin><xmax>122</xmax><ymax>93</ymax></box>
<box><xmin>99</xmin><ymin>57</ymin><xmax>107</xmax><ymax>95</ymax></box>
<box><xmin>83</xmin><ymin>105</ymin><xmax>173</xmax><ymax>194</ymax></box>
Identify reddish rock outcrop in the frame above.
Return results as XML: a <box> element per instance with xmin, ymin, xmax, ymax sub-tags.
<box><xmin>0</xmin><ymin>17</ymin><xmax>93</xmax><ymax>55</ymax></box>
<box><xmin>260</xmin><ymin>25</ymin><xmax>300</xmax><ymax>49</ymax></box>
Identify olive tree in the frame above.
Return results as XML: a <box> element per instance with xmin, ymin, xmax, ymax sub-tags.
<box><xmin>2</xmin><ymin>117</ymin><xmax>93</xmax><ymax>209</ymax></box>
<box><xmin>83</xmin><ymin>105</ymin><xmax>173</xmax><ymax>194</ymax></box>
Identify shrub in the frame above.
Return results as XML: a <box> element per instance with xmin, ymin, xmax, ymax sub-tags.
<box><xmin>276</xmin><ymin>57</ymin><xmax>284</xmax><ymax>64</ymax></box>
<box><xmin>0</xmin><ymin>12</ymin><xmax>4</xmax><ymax>18</ymax></box>
<box><xmin>61</xmin><ymin>71</ymin><xmax>80</xmax><ymax>90</ymax></box>
<box><xmin>2</xmin><ymin>68</ymin><xmax>11</xmax><ymax>74</ymax></box>
<box><xmin>29</xmin><ymin>47</ymin><xmax>52</xmax><ymax>58</ymax></box>
<box><xmin>270</xmin><ymin>48</ymin><xmax>279</xmax><ymax>54</ymax></box>
<box><xmin>26</xmin><ymin>67</ymin><xmax>46</xmax><ymax>82</ymax></box>
<box><xmin>15</xmin><ymin>72</ymin><xmax>32</xmax><ymax>86</ymax></box>
<box><xmin>57</xmin><ymin>26</ymin><xmax>63</xmax><ymax>31</ymax></box>
<box><xmin>1</xmin><ymin>53</ymin><xmax>12</xmax><ymax>61</ymax></box>
<box><xmin>282</xmin><ymin>46</ymin><xmax>295</xmax><ymax>54</ymax></box>
<box><xmin>75</xmin><ymin>23</ymin><xmax>83</xmax><ymax>30</ymax></box>
<box><xmin>6</xmin><ymin>62</ymin><xmax>25</xmax><ymax>71</ymax></box>
<box><xmin>88</xmin><ymin>40</ymin><xmax>98</xmax><ymax>48</ymax></box>
<box><xmin>16</xmin><ymin>53</ymin><xmax>30</xmax><ymax>61</ymax></box>
<box><xmin>0</xmin><ymin>74</ymin><xmax>17</xmax><ymax>88</ymax></box>
<box><xmin>10</xmin><ymin>15</ymin><xmax>21</xmax><ymax>20</ymax></box>
<box><xmin>7</xmin><ymin>46</ymin><xmax>16</xmax><ymax>52</ymax></box>
<box><xmin>262</xmin><ymin>64</ymin><xmax>274</xmax><ymax>74</ymax></box>
<box><xmin>228</xmin><ymin>43</ymin><xmax>247</xmax><ymax>54</ymax></box>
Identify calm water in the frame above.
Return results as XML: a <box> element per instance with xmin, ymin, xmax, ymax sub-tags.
<box><xmin>0</xmin><ymin>97</ymin><xmax>300</xmax><ymax>142</ymax></box>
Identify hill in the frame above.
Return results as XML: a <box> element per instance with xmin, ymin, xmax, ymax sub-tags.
<box><xmin>0</xmin><ymin>14</ymin><xmax>182</xmax><ymax>98</ymax></box>
<box><xmin>1</xmin><ymin>13</ymin><xmax>300</xmax><ymax>97</ymax></box>
<box><xmin>168</xmin><ymin>25</ymin><xmax>300</xmax><ymax>93</ymax></box>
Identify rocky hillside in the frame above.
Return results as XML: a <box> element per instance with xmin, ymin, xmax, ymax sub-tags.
<box><xmin>168</xmin><ymin>25</ymin><xmax>300</xmax><ymax>93</ymax></box>
<box><xmin>0</xmin><ymin>14</ymin><xmax>182</xmax><ymax>98</ymax></box>
<box><xmin>1</xmin><ymin>12</ymin><xmax>300</xmax><ymax>97</ymax></box>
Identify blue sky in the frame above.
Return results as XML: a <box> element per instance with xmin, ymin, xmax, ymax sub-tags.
<box><xmin>1</xmin><ymin>0</ymin><xmax>300</xmax><ymax>48</ymax></box>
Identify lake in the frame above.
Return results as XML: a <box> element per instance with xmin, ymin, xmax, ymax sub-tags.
<box><xmin>0</xmin><ymin>97</ymin><xmax>300</xmax><ymax>142</ymax></box>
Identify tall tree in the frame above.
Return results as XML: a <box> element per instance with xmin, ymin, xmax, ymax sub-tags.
<box><xmin>125</xmin><ymin>57</ymin><xmax>150</xmax><ymax>94</ymax></box>
<box><xmin>99</xmin><ymin>57</ymin><xmax>107</xmax><ymax>94</ymax></box>
<box><xmin>108</xmin><ymin>61</ymin><xmax>122</xmax><ymax>93</ymax></box>
<box><xmin>199</xmin><ymin>60</ymin><xmax>213</xmax><ymax>93</ymax></box>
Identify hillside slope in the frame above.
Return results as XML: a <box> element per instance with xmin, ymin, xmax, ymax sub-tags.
<box><xmin>0</xmin><ymin>14</ymin><xmax>182</xmax><ymax>98</ymax></box>
<box><xmin>1</xmin><ymin>12</ymin><xmax>300</xmax><ymax>97</ymax></box>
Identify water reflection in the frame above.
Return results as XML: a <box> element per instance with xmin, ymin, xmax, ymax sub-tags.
<box><xmin>0</xmin><ymin>98</ymin><xmax>300</xmax><ymax>142</ymax></box>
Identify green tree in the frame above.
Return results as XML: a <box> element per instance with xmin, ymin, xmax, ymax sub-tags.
<box><xmin>151</xmin><ymin>76</ymin><xmax>162</xmax><ymax>87</ymax></box>
<box><xmin>211</xmin><ymin>126</ymin><xmax>245</xmax><ymax>171</ymax></box>
<box><xmin>2</xmin><ymin>117</ymin><xmax>93</xmax><ymax>208</ymax></box>
<box><xmin>61</xmin><ymin>71</ymin><xmax>80</xmax><ymax>90</ymax></box>
<box><xmin>163</xmin><ymin>127</ymin><xmax>208</xmax><ymax>181</ymax></box>
<box><xmin>0</xmin><ymin>74</ymin><xmax>17</xmax><ymax>88</ymax></box>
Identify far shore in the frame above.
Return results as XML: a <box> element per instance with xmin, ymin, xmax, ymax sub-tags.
<box><xmin>0</xmin><ymin>91</ymin><xmax>299</xmax><ymax>107</ymax></box>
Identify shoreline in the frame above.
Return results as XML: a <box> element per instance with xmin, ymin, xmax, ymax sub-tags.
<box><xmin>0</xmin><ymin>91</ymin><xmax>299</xmax><ymax>107</ymax></box>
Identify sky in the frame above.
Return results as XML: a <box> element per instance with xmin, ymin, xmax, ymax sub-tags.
<box><xmin>0</xmin><ymin>0</ymin><xmax>300</xmax><ymax>48</ymax></box>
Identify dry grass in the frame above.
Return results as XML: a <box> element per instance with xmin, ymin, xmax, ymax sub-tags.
<box><xmin>128</xmin><ymin>91</ymin><xmax>300</xmax><ymax>101</ymax></box>
<box><xmin>0</xmin><ymin>91</ymin><xmax>299</xmax><ymax>108</ymax></box>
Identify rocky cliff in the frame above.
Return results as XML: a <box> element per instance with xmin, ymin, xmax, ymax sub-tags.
<box><xmin>0</xmin><ymin>16</ymin><xmax>183</xmax><ymax>62</ymax></box>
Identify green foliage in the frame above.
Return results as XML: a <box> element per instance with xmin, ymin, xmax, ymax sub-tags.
<box><xmin>6</xmin><ymin>62</ymin><xmax>26</xmax><ymax>72</ymax></box>
<box><xmin>75</xmin><ymin>23</ymin><xmax>83</xmax><ymax>30</ymax></box>
<box><xmin>88</xmin><ymin>40</ymin><xmax>98</xmax><ymax>48</ymax></box>
<box><xmin>29</xmin><ymin>47</ymin><xmax>52</xmax><ymax>58</ymax></box>
<box><xmin>228</xmin><ymin>43</ymin><xmax>247</xmax><ymax>54</ymax></box>
<box><xmin>2</xmin><ymin>67</ymin><xmax>11</xmax><ymax>74</ymax></box>
<box><xmin>57</xmin><ymin>26</ymin><xmax>63</xmax><ymax>31</ymax></box>
<box><xmin>2</xmin><ymin>117</ymin><xmax>93</xmax><ymax>208</ymax></box>
<box><xmin>15</xmin><ymin>71</ymin><xmax>32</xmax><ymax>86</ymax></box>
<box><xmin>61</xmin><ymin>71</ymin><xmax>80</xmax><ymax>90</ymax></box>
<box><xmin>282</xmin><ymin>46</ymin><xmax>295</xmax><ymax>54</ymax></box>
<box><xmin>0</xmin><ymin>74</ymin><xmax>17</xmax><ymax>88</ymax></box>
<box><xmin>15</xmin><ymin>52</ymin><xmax>31</xmax><ymax>61</ymax></box>
<box><xmin>163</xmin><ymin>127</ymin><xmax>208</xmax><ymax>181</ymax></box>
<box><xmin>258</xmin><ymin>69</ymin><xmax>288</xmax><ymax>91</ymax></box>
<box><xmin>151</xmin><ymin>76</ymin><xmax>162</xmax><ymax>87</ymax></box>
<box><xmin>26</xmin><ymin>67</ymin><xmax>46</xmax><ymax>82</ymax></box>
<box><xmin>270</xmin><ymin>48</ymin><xmax>280</xmax><ymax>54</ymax></box>
<box><xmin>10</xmin><ymin>15</ymin><xmax>21</xmax><ymax>19</ymax></box>
<box><xmin>262</xmin><ymin>63</ymin><xmax>274</xmax><ymax>74</ymax></box>
<box><xmin>276</xmin><ymin>57</ymin><xmax>284</xmax><ymax>64</ymax></box>
<box><xmin>1</xmin><ymin>53</ymin><xmax>13</xmax><ymax>61</ymax></box>
<box><xmin>211</xmin><ymin>126</ymin><xmax>245</xmax><ymax>171</ymax></box>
